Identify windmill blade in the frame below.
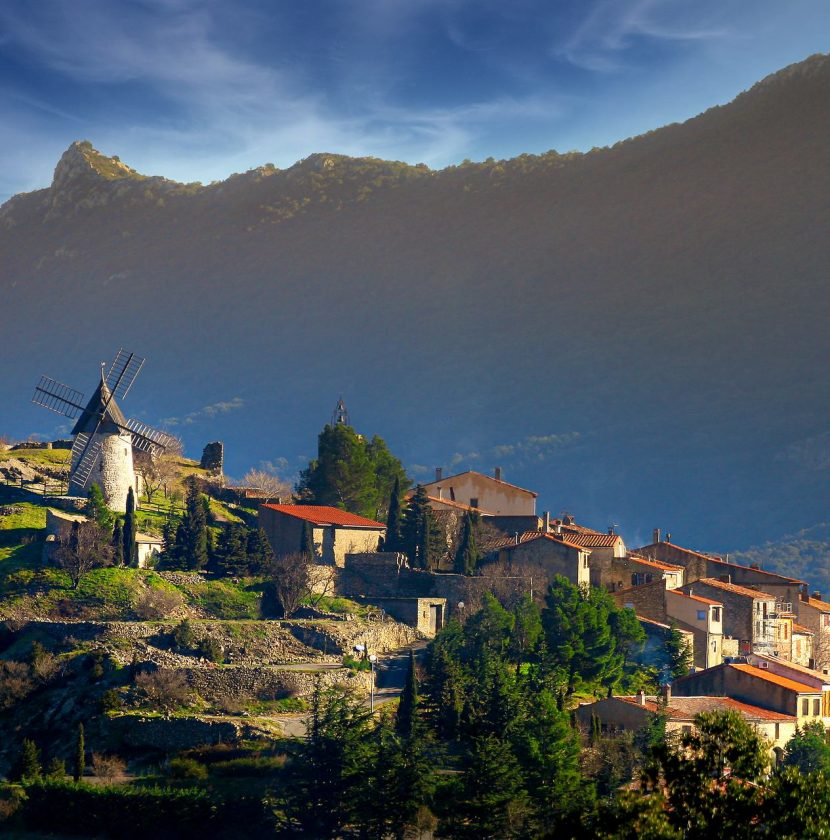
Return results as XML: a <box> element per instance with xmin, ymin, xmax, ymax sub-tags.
<box><xmin>105</xmin><ymin>349</ymin><xmax>145</xmax><ymax>400</ymax></box>
<box><xmin>124</xmin><ymin>418</ymin><xmax>177</xmax><ymax>454</ymax></box>
<box><xmin>32</xmin><ymin>376</ymin><xmax>85</xmax><ymax>418</ymax></box>
<box><xmin>68</xmin><ymin>435</ymin><xmax>103</xmax><ymax>488</ymax></box>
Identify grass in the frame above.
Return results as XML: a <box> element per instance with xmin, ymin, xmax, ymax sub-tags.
<box><xmin>0</xmin><ymin>448</ymin><xmax>71</xmax><ymax>467</ymax></box>
<box><xmin>306</xmin><ymin>595</ymin><xmax>369</xmax><ymax>617</ymax></box>
<box><xmin>182</xmin><ymin>578</ymin><xmax>263</xmax><ymax>620</ymax></box>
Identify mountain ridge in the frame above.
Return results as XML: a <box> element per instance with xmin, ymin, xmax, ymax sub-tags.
<box><xmin>1</xmin><ymin>53</ymin><xmax>829</xmax><ymax>552</ymax></box>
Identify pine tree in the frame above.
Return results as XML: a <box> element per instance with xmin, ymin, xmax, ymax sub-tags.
<box><xmin>111</xmin><ymin>518</ymin><xmax>124</xmax><ymax>567</ymax></box>
<box><xmin>176</xmin><ymin>476</ymin><xmax>208</xmax><ymax>570</ymax></box>
<box><xmin>454</xmin><ymin>511</ymin><xmax>480</xmax><ymax>575</ymax></box>
<box><xmin>18</xmin><ymin>738</ymin><xmax>42</xmax><ymax>781</ymax></box>
<box><xmin>161</xmin><ymin>513</ymin><xmax>178</xmax><ymax>561</ymax></box>
<box><xmin>246</xmin><ymin>527</ymin><xmax>275</xmax><ymax>574</ymax></box>
<box><xmin>396</xmin><ymin>648</ymin><xmax>419</xmax><ymax>739</ymax></box>
<box><xmin>74</xmin><ymin>723</ymin><xmax>85</xmax><ymax>783</ymax></box>
<box><xmin>123</xmin><ymin>486</ymin><xmax>138</xmax><ymax>567</ymax></box>
<box><xmin>215</xmin><ymin>524</ymin><xmax>249</xmax><ymax>576</ymax></box>
<box><xmin>402</xmin><ymin>485</ymin><xmax>444</xmax><ymax>570</ymax></box>
<box><xmin>665</xmin><ymin>623</ymin><xmax>693</xmax><ymax>679</ymax></box>
<box><xmin>385</xmin><ymin>476</ymin><xmax>403</xmax><ymax>553</ymax></box>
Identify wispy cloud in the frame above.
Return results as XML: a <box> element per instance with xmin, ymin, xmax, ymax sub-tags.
<box><xmin>556</xmin><ymin>0</ymin><xmax>728</xmax><ymax>72</ymax></box>
<box><xmin>160</xmin><ymin>396</ymin><xmax>244</xmax><ymax>427</ymax></box>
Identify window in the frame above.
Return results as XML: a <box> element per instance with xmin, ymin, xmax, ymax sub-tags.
<box><xmin>712</xmin><ymin>607</ymin><xmax>721</xmax><ymax>622</ymax></box>
<box><xmin>814</xmin><ymin>699</ymin><xmax>821</xmax><ymax>717</ymax></box>
<box><xmin>583</xmin><ymin>557</ymin><xmax>588</xmax><ymax>569</ymax></box>
<box><xmin>803</xmin><ymin>698</ymin><xmax>810</xmax><ymax>716</ymax></box>
<box><xmin>823</xmin><ymin>614</ymin><xmax>830</xmax><ymax>628</ymax></box>
<box><xmin>696</xmin><ymin>610</ymin><xmax>706</xmax><ymax>621</ymax></box>
<box><xmin>469</xmin><ymin>497</ymin><xmax>478</xmax><ymax>509</ymax></box>
<box><xmin>775</xmin><ymin>723</ymin><xmax>780</xmax><ymax>740</ymax></box>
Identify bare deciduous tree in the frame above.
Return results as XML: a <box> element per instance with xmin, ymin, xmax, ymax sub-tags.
<box><xmin>239</xmin><ymin>469</ymin><xmax>292</xmax><ymax>504</ymax></box>
<box><xmin>54</xmin><ymin>521</ymin><xmax>114</xmax><ymax>590</ymax></box>
<box><xmin>265</xmin><ymin>552</ymin><xmax>314</xmax><ymax>618</ymax></box>
<box><xmin>134</xmin><ymin>670</ymin><xmax>192</xmax><ymax>712</ymax></box>
<box><xmin>91</xmin><ymin>753</ymin><xmax>127</xmax><ymax>784</ymax></box>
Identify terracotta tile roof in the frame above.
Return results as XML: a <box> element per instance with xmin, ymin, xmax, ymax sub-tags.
<box><xmin>421</xmin><ymin>470</ymin><xmax>537</xmax><ymax>497</ymax></box>
<box><xmin>628</xmin><ymin>554</ymin><xmax>683</xmax><ymax>572</ymax></box>
<box><xmin>563</xmin><ymin>531</ymin><xmax>620</xmax><ymax>548</ymax></box>
<box><xmin>558</xmin><ymin>521</ymin><xmax>604</xmax><ymax>535</ymax></box>
<box><xmin>135</xmin><ymin>532</ymin><xmax>162</xmax><ymax>545</ymax></box>
<box><xmin>260</xmin><ymin>504</ymin><xmax>385</xmax><ymax>529</ymax></box>
<box><xmin>666</xmin><ymin>589</ymin><xmax>722</xmax><ymax>606</ymax></box>
<box><xmin>693</xmin><ymin>578</ymin><xmax>776</xmax><ymax>600</ymax></box>
<box><xmin>484</xmin><ymin>531</ymin><xmax>588</xmax><ymax>553</ymax></box>
<box><xmin>617</xmin><ymin>695</ymin><xmax>795</xmax><ymax>722</ymax></box>
<box><xmin>805</xmin><ymin>596</ymin><xmax>830</xmax><ymax>613</ymax></box>
<box><xmin>792</xmin><ymin>624</ymin><xmax>815</xmax><ymax>635</ymax></box>
<box><xmin>749</xmin><ymin>655</ymin><xmax>829</xmax><ymax>683</ymax></box>
<box><xmin>730</xmin><ymin>663</ymin><xmax>818</xmax><ymax>693</ymax></box>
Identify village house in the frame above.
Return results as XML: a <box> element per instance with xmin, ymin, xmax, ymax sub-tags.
<box><xmin>575</xmin><ymin>687</ymin><xmax>796</xmax><ymax>756</ymax></box>
<box><xmin>420</xmin><ymin>468</ymin><xmax>537</xmax><ymax>518</ymax></box>
<box><xmin>792</xmin><ymin>624</ymin><xmax>815</xmax><ymax>668</ymax></box>
<box><xmin>679</xmin><ymin>578</ymin><xmax>793</xmax><ymax>660</ymax></box>
<box><xmin>613</xmin><ymin>580</ymin><xmax>723</xmax><ymax>669</ymax></box>
<box><xmin>636</xmin><ymin>534</ymin><xmax>805</xmax><ymax>608</ymax></box>
<box><xmin>744</xmin><ymin>652</ymin><xmax>830</xmax><ymax>724</ymax></box>
<box><xmin>673</xmin><ymin>662</ymin><xmax>824</xmax><ymax>726</ymax></box>
<box><xmin>795</xmin><ymin>592</ymin><xmax>830</xmax><ymax>674</ymax></box>
<box><xmin>258</xmin><ymin>504</ymin><xmax>385</xmax><ymax>567</ymax></box>
<box><xmin>480</xmin><ymin>531</ymin><xmax>591</xmax><ymax>587</ymax></box>
<box><xmin>601</xmin><ymin>553</ymin><xmax>684</xmax><ymax>592</ymax></box>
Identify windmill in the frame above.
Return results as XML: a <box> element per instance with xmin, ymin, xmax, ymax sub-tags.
<box><xmin>32</xmin><ymin>349</ymin><xmax>176</xmax><ymax>512</ymax></box>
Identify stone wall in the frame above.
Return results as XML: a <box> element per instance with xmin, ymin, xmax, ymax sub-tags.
<box><xmin>70</xmin><ymin>430</ymin><xmax>136</xmax><ymax>513</ymax></box>
<box><xmin>107</xmin><ymin>715</ymin><xmax>280</xmax><ymax>751</ymax></box>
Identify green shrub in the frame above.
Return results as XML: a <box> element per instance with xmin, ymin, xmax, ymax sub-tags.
<box><xmin>168</xmin><ymin>757</ymin><xmax>208</xmax><ymax>781</ymax></box>
<box><xmin>197</xmin><ymin>637</ymin><xmax>224</xmax><ymax>663</ymax></box>
<box><xmin>172</xmin><ymin>618</ymin><xmax>196</xmax><ymax>649</ymax></box>
<box><xmin>21</xmin><ymin>779</ymin><xmax>216</xmax><ymax>838</ymax></box>
<box><xmin>342</xmin><ymin>655</ymin><xmax>371</xmax><ymax>672</ymax></box>
<box><xmin>210</xmin><ymin>755</ymin><xmax>287</xmax><ymax>777</ymax></box>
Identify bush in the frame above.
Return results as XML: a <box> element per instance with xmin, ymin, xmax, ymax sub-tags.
<box><xmin>210</xmin><ymin>755</ymin><xmax>287</xmax><ymax>777</ymax></box>
<box><xmin>342</xmin><ymin>655</ymin><xmax>371</xmax><ymax>672</ymax></box>
<box><xmin>172</xmin><ymin>618</ymin><xmax>196</xmax><ymax>650</ymax></box>
<box><xmin>100</xmin><ymin>688</ymin><xmax>123</xmax><ymax>713</ymax></box>
<box><xmin>91</xmin><ymin>753</ymin><xmax>127</xmax><ymax>784</ymax></box>
<box><xmin>0</xmin><ymin>660</ymin><xmax>35</xmax><ymax>709</ymax></box>
<box><xmin>46</xmin><ymin>756</ymin><xmax>66</xmax><ymax>779</ymax></box>
<box><xmin>197</xmin><ymin>637</ymin><xmax>224</xmax><ymax>663</ymax></box>
<box><xmin>21</xmin><ymin>779</ymin><xmax>216</xmax><ymax>838</ymax></box>
<box><xmin>134</xmin><ymin>670</ymin><xmax>191</xmax><ymax>712</ymax></box>
<box><xmin>135</xmin><ymin>588</ymin><xmax>184</xmax><ymax>620</ymax></box>
<box><xmin>168</xmin><ymin>757</ymin><xmax>208</xmax><ymax>781</ymax></box>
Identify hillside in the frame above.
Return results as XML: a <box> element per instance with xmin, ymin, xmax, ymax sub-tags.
<box><xmin>2</xmin><ymin>55</ymin><xmax>830</xmax><ymax>551</ymax></box>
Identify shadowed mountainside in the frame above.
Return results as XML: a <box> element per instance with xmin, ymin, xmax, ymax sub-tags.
<box><xmin>2</xmin><ymin>54</ymin><xmax>830</xmax><ymax>552</ymax></box>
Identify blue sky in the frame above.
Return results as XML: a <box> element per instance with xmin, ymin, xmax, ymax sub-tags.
<box><xmin>0</xmin><ymin>0</ymin><xmax>828</xmax><ymax>203</ymax></box>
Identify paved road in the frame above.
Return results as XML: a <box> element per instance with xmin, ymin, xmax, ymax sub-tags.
<box><xmin>271</xmin><ymin>641</ymin><xmax>428</xmax><ymax>738</ymax></box>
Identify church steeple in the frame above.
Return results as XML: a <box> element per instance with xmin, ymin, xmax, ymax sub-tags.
<box><xmin>332</xmin><ymin>396</ymin><xmax>350</xmax><ymax>426</ymax></box>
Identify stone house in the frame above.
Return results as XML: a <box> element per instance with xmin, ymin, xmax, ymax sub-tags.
<box><xmin>258</xmin><ymin>504</ymin><xmax>385</xmax><ymax>567</ymax></box>
<box><xmin>744</xmin><ymin>653</ymin><xmax>830</xmax><ymax>724</ymax></box>
<box><xmin>614</xmin><ymin>580</ymin><xmax>723</xmax><ymax>669</ymax></box>
<box><xmin>673</xmin><ymin>662</ymin><xmax>824</xmax><ymax>725</ymax></box>
<box><xmin>136</xmin><ymin>533</ymin><xmax>163</xmax><ymax>568</ymax></box>
<box><xmin>420</xmin><ymin>468</ymin><xmax>537</xmax><ymax>517</ymax></box>
<box><xmin>791</xmin><ymin>624</ymin><xmax>815</xmax><ymax>668</ymax></box>
<box><xmin>795</xmin><ymin>593</ymin><xmax>830</xmax><ymax>674</ymax></box>
<box><xmin>481</xmin><ymin>531</ymin><xmax>591</xmax><ymax>587</ymax></box>
<box><xmin>635</xmin><ymin>538</ymin><xmax>805</xmax><ymax>609</ymax></box>
<box><xmin>679</xmin><ymin>578</ymin><xmax>792</xmax><ymax>659</ymax></box>
<box><xmin>601</xmin><ymin>553</ymin><xmax>684</xmax><ymax>592</ymax></box>
<box><xmin>575</xmin><ymin>689</ymin><xmax>796</xmax><ymax>756</ymax></box>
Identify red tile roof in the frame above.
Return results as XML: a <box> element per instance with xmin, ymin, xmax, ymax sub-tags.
<box><xmin>485</xmin><ymin>531</ymin><xmax>588</xmax><ymax>553</ymax></box>
<box><xmin>792</xmin><ymin>624</ymin><xmax>815</xmax><ymax>635</ymax></box>
<box><xmin>563</xmin><ymin>531</ymin><xmax>620</xmax><ymax>548</ymax></box>
<box><xmin>666</xmin><ymin>589</ymin><xmax>722</xmax><ymax>607</ymax></box>
<box><xmin>730</xmin><ymin>663</ymin><xmax>817</xmax><ymax>693</ymax></box>
<box><xmin>260</xmin><ymin>504</ymin><xmax>385</xmax><ymax>528</ymax></box>
<box><xmin>421</xmin><ymin>470</ymin><xmax>537</xmax><ymax>497</ymax></box>
<box><xmin>628</xmin><ymin>554</ymin><xmax>683</xmax><ymax>572</ymax></box>
<box><xmin>805</xmin><ymin>596</ymin><xmax>830</xmax><ymax>613</ymax></box>
<box><xmin>617</xmin><ymin>695</ymin><xmax>795</xmax><ymax>722</ymax></box>
<box><xmin>693</xmin><ymin>578</ymin><xmax>776</xmax><ymax>600</ymax></box>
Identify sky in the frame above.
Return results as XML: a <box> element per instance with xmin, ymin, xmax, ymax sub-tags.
<box><xmin>0</xmin><ymin>0</ymin><xmax>829</xmax><ymax>204</ymax></box>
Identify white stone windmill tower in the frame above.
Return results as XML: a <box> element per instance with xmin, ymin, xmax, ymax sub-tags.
<box><xmin>32</xmin><ymin>349</ymin><xmax>175</xmax><ymax>512</ymax></box>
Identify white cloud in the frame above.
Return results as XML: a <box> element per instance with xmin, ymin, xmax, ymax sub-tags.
<box><xmin>160</xmin><ymin>396</ymin><xmax>244</xmax><ymax>427</ymax></box>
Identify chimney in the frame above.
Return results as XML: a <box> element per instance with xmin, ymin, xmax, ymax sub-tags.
<box><xmin>514</xmin><ymin>532</ymin><xmax>520</xmax><ymax>545</ymax></box>
<box><xmin>543</xmin><ymin>511</ymin><xmax>550</xmax><ymax>533</ymax></box>
<box><xmin>494</xmin><ymin>466</ymin><xmax>502</xmax><ymax>481</ymax></box>
<box><xmin>435</xmin><ymin>467</ymin><xmax>442</xmax><ymax>482</ymax></box>
<box><xmin>553</xmin><ymin>520</ymin><xmax>563</xmax><ymax>535</ymax></box>
<box><xmin>653</xmin><ymin>528</ymin><xmax>661</xmax><ymax>544</ymax></box>
<box><xmin>719</xmin><ymin>574</ymin><xmax>731</xmax><ymax>584</ymax></box>
<box><xmin>608</xmin><ymin>526</ymin><xmax>614</xmax><ymax>536</ymax></box>
<box><xmin>636</xmin><ymin>690</ymin><xmax>646</xmax><ymax>706</ymax></box>
<box><xmin>437</xmin><ymin>487</ymin><xmax>443</xmax><ymax>500</ymax></box>
<box><xmin>666</xmin><ymin>532</ymin><xmax>672</xmax><ymax>542</ymax></box>
<box><xmin>814</xmin><ymin>591</ymin><xmax>823</xmax><ymax>601</ymax></box>
<box><xmin>661</xmin><ymin>683</ymin><xmax>672</xmax><ymax>703</ymax></box>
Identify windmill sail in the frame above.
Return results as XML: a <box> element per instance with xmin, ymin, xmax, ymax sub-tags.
<box><xmin>32</xmin><ymin>377</ymin><xmax>85</xmax><ymax>418</ymax></box>
<box><xmin>105</xmin><ymin>349</ymin><xmax>145</xmax><ymax>400</ymax></box>
<box><xmin>125</xmin><ymin>419</ymin><xmax>177</xmax><ymax>454</ymax></box>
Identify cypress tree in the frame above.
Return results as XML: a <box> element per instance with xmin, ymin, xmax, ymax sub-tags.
<box><xmin>18</xmin><ymin>738</ymin><xmax>42</xmax><ymax>781</ymax></box>
<box><xmin>300</xmin><ymin>520</ymin><xmax>315</xmax><ymax>558</ymax></box>
<box><xmin>454</xmin><ymin>511</ymin><xmax>480</xmax><ymax>575</ymax></box>
<box><xmin>85</xmin><ymin>482</ymin><xmax>114</xmax><ymax>531</ymax></box>
<box><xmin>74</xmin><ymin>723</ymin><xmax>85</xmax><ymax>783</ymax></box>
<box><xmin>385</xmin><ymin>476</ymin><xmax>402</xmax><ymax>553</ymax></box>
<box><xmin>111</xmin><ymin>518</ymin><xmax>124</xmax><ymax>567</ymax></box>
<box><xmin>396</xmin><ymin>648</ymin><xmax>419</xmax><ymax>739</ymax></box>
<box><xmin>123</xmin><ymin>487</ymin><xmax>138</xmax><ymax>567</ymax></box>
<box><xmin>178</xmin><ymin>476</ymin><xmax>208</xmax><ymax>570</ymax></box>
<box><xmin>402</xmin><ymin>486</ymin><xmax>444</xmax><ymax>570</ymax></box>
<box><xmin>161</xmin><ymin>514</ymin><xmax>177</xmax><ymax>561</ymax></box>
